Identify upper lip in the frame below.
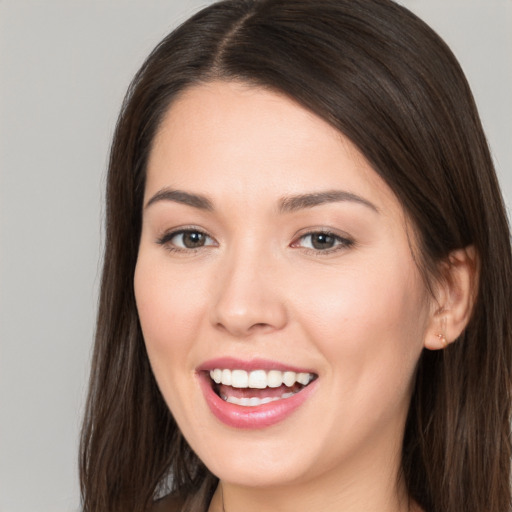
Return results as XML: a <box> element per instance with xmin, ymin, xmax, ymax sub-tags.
<box><xmin>196</xmin><ymin>357</ymin><xmax>317</xmax><ymax>375</ymax></box>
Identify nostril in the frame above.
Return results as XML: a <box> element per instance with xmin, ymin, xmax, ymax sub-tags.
<box><xmin>248</xmin><ymin>322</ymin><xmax>273</xmax><ymax>332</ymax></box>
<box><xmin>213</xmin><ymin>320</ymin><xmax>275</xmax><ymax>338</ymax></box>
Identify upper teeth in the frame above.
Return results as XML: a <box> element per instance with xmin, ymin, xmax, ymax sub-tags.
<box><xmin>209</xmin><ymin>369</ymin><xmax>314</xmax><ymax>389</ymax></box>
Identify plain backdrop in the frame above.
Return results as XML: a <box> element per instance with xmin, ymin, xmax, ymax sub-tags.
<box><xmin>0</xmin><ymin>1</ymin><xmax>510</xmax><ymax>511</ymax></box>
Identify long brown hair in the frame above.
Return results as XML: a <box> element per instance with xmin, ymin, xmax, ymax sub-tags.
<box><xmin>80</xmin><ymin>1</ymin><xmax>512</xmax><ymax>511</ymax></box>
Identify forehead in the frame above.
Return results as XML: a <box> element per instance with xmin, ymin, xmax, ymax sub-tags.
<box><xmin>145</xmin><ymin>80</ymin><xmax>401</xmax><ymax>217</ymax></box>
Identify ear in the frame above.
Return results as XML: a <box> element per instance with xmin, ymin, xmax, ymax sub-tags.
<box><xmin>424</xmin><ymin>245</ymin><xmax>479</xmax><ymax>350</ymax></box>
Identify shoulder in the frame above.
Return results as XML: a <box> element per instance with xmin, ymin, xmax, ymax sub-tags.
<box><xmin>152</xmin><ymin>494</ymin><xmax>184</xmax><ymax>512</ymax></box>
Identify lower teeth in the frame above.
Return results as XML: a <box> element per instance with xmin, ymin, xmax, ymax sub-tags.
<box><xmin>221</xmin><ymin>392</ymin><xmax>296</xmax><ymax>407</ymax></box>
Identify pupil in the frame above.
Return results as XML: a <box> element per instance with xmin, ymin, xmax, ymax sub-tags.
<box><xmin>183</xmin><ymin>232</ymin><xmax>205</xmax><ymax>248</ymax></box>
<box><xmin>312</xmin><ymin>233</ymin><xmax>334</xmax><ymax>250</ymax></box>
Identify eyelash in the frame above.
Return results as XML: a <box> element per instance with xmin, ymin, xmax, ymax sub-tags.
<box><xmin>156</xmin><ymin>228</ymin><xmax>355</xmax><ymax>255</ymax></box>
<box><xmin>156</xmin><ymin>228</ymin><xmax>216</xmax><ymax>253</ymax></box>
<box><xmin>292</xmin><ymin>230</ymin><xmax>355</xmax><ymax>255</ymax></box>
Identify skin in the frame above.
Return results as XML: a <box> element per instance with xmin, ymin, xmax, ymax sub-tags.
<box><xmin>135</xmin><ymin>81</ymin><xmax>458</xmax><ymax>512</ymax></box>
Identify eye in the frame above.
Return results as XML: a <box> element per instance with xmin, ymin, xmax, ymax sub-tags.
<box><xmin>157</xmin><ymin>229</ymin><xmax>216</xmax><ymax>251</ymax></box>
<box><xmin>292</xmin><ymin>231</ymin><xmax>354</xmax><ymax>252</ymax></box>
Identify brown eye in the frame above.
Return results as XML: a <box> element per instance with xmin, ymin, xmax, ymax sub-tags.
<box><xmin>310</xmin><ymin>233</ymin><xmax>336</xmax><ymax>250</ymax></box>
<box><xmin>180</xmin><ymin>231</ymin><xmax>207</xmax><ymax>248</ymax></box>
<box><xmin>295</xmin><ymin>231</ymin><xmax>354</xmax><ymax>252</ymax></box>
<box><xmin>158</xmin><ymin>229</ymin><xmax>216</xmax><ymax>250</ymax></box>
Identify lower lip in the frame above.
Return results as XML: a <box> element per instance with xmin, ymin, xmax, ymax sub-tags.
<box><xmin>198</xmin><ymin>373</ymin><xmax>318</xmax><ymax>429</ymax></box>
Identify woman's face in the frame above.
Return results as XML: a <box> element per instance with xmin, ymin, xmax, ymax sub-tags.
<box><xmin>135</xmin><ymin>81</ymin><xmax>432</xmax><ymax>489</ymax></box>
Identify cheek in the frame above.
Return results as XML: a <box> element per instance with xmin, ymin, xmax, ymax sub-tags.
<box><xmin>134</xmin><ymin>256</ymin><xmax>209</xmax><ymax>367</ymax></box>
<box><xmin>299</xmin><ymin>259</ymin><xmax>426</xmax><ymax>332</ymax></box>
<box><xmin>133</xmin><ymin>255</ymin><xmax>215</xmax><ymax>430</ymax></box>
<box><xmin>295</xmin><ymin>255</ymin><xmax>428</xmax><ymax>396</ymax></box>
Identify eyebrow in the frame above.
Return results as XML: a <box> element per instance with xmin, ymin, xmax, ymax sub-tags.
<box><xmin>145</xmin><ymin>188</ymin><xmax>214</xmax><ymax>211</ymax></box>
<box><xmin>278</xmin><ymin>190</ymin><xmax>379</xmax><ymax>214</ymax></box>
<box><xmin>144</xmin><ymin>187</ymin><xmax>378</xmax><ymax>214</ymax></box>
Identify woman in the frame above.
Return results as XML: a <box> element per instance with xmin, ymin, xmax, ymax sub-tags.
<box><xmin>80</xmin><ymin>1</ymin><xmax>512</xmax><ymax>511</ymax></box>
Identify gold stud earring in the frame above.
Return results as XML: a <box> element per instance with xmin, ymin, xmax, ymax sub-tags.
<box><xmin>436</xmin><ymin>332</ymin><xmax>448</xmax><ymax>347</ymax></box>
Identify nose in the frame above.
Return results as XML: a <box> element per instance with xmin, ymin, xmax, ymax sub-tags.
<box><xmin>210</xmin><ymin>247</ymin><xmax>288</xmax><ymax>338</ymax></box>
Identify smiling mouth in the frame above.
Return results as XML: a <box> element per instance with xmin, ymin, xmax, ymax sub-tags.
<box><xmin>208</xmin><ymin>368</ymin><xmax>318</xmax><ymax>407</ymax></box>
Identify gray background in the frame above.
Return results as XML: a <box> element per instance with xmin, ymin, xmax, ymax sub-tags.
<box><xmin>0</xmin><ymin>1</ymin><xmax>510</xmax><ymax>511</ymax></box>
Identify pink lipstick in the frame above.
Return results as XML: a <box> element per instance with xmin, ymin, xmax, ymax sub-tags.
<box><xmin>197</xmin><ymin>358</ymin><xmax>318</xmax><ymax>429</ymax></box>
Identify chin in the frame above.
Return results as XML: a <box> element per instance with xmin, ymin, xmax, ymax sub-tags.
<box><xmin>203</xmin><ymin>447</ymin><xmax>313</xmax><ymax>489</ymax></box>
